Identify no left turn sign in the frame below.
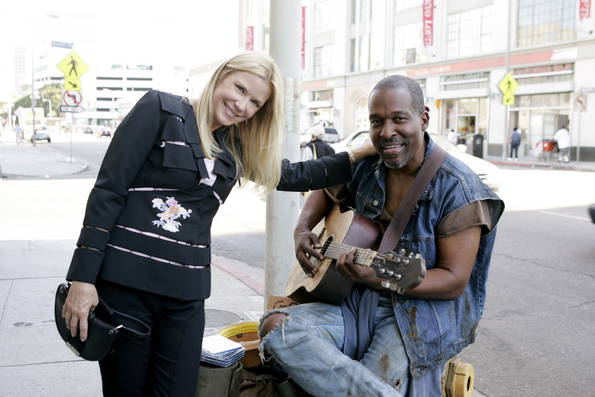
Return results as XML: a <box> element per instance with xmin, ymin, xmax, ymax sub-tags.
<box><xmin>63</xmin><ymin>90</ymin><xmax>83</xmax><ymax>106</ymax></box>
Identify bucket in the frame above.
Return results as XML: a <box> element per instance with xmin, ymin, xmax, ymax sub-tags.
<box><xmin>220</xmin><ymin>321</ymin><xmax>261</xmax><ymax>368</ymax></box>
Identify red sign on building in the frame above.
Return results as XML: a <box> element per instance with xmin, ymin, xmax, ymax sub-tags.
<box><xmin>580</xmin><ymin>0</ymin><xmax>591</xmax><ymax>20</ymax></box>
<box><xmin>422</xmin><ymin>0</ymin><xmax>434</xmax><ymax>47</ymax></box>
<box><xmin>246</xmin><ymin>26</ymin><xmax>254</xmax><ymax>51</ymax></box>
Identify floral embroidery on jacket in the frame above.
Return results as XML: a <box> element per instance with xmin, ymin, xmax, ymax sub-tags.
<box><xmin>151</xmin><ymin>197</ymin><xmax>192</xmax><ymax>233</ymax></box>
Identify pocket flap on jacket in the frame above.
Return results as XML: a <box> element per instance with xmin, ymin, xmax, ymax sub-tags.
<box><xmin>160</xmin><ymin>116</ymin><xmax>185</xmax><ymax>141</ymax></box>
<box><xmin>163</xmin><ymin>143</ymin><xmax>198</xmax><ymax>171</ymax></box>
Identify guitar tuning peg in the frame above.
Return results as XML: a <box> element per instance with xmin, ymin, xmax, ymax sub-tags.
<box><xmin>403</xmin><ymin>259</ymin><xmax>410</xmax><ymax>265</ymax></box>
<box><xmin>399</xmin><ymin>248</ymin><xmax>406</xmax><ymax>256</ymax></box>
<box><xmin>415</xmin><ymin>253</ymin><xmax>422</xmax><ymax>259</ymax></box>
<box><xmin>409</xmin><ymin>252</ymin><xmax>414</xmax><ymax>258</ymax></box>
<box><xmin>386</xmin><ymin>270</ymin><xmax>394</xmax><ymax>277</ymax></box>
<box><xmin>394</xmin><ymin>257</ymin><xmax>401</xmax><ymax>263</ymax></box>
<box><xmin>378</xmin><ymin>268</ymin><xmax>386</xmax><ymax>274</ymax></box>
<box><xmin>393</xmin><ymin>274</ymin><xmax>402</xmax><ymax>281</ymax></box>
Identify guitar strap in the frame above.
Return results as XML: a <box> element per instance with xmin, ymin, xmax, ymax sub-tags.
<box><xmin>377</xmin><ymin>145</ymin><xmax>448</xmax><ymax>253</ymax></box>
<box><xmin>341</xmin><ymin>145</ymin><xmax>447</xmax><ymax>361</ymax></box>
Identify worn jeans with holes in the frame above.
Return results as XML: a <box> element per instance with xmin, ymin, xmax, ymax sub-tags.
<box><xmin>260</xmin><ymin>295</ymin><xmax>408</xmax><ymax>397</ymax></box>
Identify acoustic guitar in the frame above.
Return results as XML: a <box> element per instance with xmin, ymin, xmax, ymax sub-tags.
<box><xmin>285</xmin><ymin>205</ymin><xmax>426</xmax><ymax>305</ymax></box>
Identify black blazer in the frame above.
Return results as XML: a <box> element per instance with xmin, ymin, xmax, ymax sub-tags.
<box><xmin>67</xmin><ymin>90</ymin><xmax>352</xmax><ymax>300</ymax></box>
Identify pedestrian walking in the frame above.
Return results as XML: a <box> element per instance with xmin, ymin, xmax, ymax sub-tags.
<box><xmin>302</xmin><ymin>124</ymin><xmax>335</xmax><ymax>161</ymax></box>
<box><xmin>447</xmin><ymin>128</ymin><xmax>458</xmax><ymax>145</ymax></box>
<box><xmin>510</xmin><ymin>126</ymin><xmax>521</xmax><ymax>161</ymax></box>
<box><xmin>14</xmin><ymin>125</ymin><xmax>24</xmax><ymax>145</ymax></box>
<box><xmin>554</xmin><ymin>124</ymin><xmax>570</xmax><ymax>163</ymax></box>
<box><xmin>60</xmin><ymin>52</ymin><xmax>374</xmax><ymax>397</ymax></box>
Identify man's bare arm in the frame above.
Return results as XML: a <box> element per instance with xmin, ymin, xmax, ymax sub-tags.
<box><xmin>294</xmin><ymin>190</ymin><xmax>335</xmax><ymax>276</ymax></box>
<box><xmin>335</xmin><ymin>226</ymin><xmax>481</xmax><ymax>299</ymax></box>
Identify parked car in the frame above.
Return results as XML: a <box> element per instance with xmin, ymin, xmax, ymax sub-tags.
<box><xmin>99</xmin><ymin>127</ymin><xmax>112</xmax><ymax>138</ymax></box>
<box><xmin>323</xmin><ymin>127</ymin><xmax>340</xmax><ymax>143</ymax></box>
<box><xmin>299</xmin><ymin>125</ymin><xmax>341</xmax><ymax>145</ymax></box>
<box><xmin>31</xmin><ymin>127</ymin><xmax>52</xmax><ymax>143</ymax></box>
<box><xmin>332</xmin><ymin>130</ymin><xmax>501</xmax><ymax>191</ymax></box>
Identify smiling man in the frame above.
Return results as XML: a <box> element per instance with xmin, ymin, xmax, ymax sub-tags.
<box><xmin>259</xmin><ymin>75</ymin><xmax>505</xmax><ymax>397</ymax></box>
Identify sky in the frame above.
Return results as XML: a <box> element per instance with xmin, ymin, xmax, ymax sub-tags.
<box><xmin>0</xmin><ymin>0</ymin><xmax>242</xmax><ymax>97</ymax></box>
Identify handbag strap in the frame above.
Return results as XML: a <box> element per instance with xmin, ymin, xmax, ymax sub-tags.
<box><xmin>99</xmin><ymin>297</ymin><xmax>151</xmax><ymax>342</ymax></box>
<box><xmin>377</xmin><ymin>145</ymin><xmax>448</xmax><ymax>253</ymax></box>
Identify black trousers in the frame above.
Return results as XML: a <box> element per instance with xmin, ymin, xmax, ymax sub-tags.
<box><xmin>97</xmin><ymin>280</ymin><xmax>205</xmax><ymax>397</ymax></box>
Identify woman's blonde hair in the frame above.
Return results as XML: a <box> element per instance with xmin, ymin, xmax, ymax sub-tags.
<box><xmin>194</xmin><ymin>52</ymin><xmax>284</xmax><ymax>194</ymax></box>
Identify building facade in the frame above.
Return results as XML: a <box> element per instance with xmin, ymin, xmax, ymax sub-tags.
<box><xmin>28</xmin><ymin>44</ymin><xmax>190</xmax><ymax>130</ymax></box>
<box><xmin>239</xmin><ymin>0</ymin><xmax>595</xmax><ymax>161</ymax></box>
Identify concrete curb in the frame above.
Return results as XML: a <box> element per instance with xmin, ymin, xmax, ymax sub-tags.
<box><xmin>0</xmin><ymin>145</ymin><xmax>89</xmax><ymax>179</ymax></box>
<box><xmin>0</xmin><ymin>164</ymin><xmax>90</xmax><ymax>179</ymax></box>
<box><xmin>487</xmin><ymin>158</ymin><xmax>595</xmax><ymax>172</ymax></box>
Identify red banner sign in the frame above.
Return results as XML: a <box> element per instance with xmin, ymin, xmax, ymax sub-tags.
<box><xmin>580</xmin><ymin>0</ymin><xmax>591</xmax><ymax>19</ymax></box>
<box><xmin>246</xmin><ymin>26</ymin><xmax>254</xmax><ymax>51</ymax></box>
<box><xmin>422</xmin><ymin>0</ymin><xmax>434</xmax><ymax>47</ymax></box>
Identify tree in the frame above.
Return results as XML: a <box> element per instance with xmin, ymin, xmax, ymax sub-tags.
<box><xmin>12</xmin><ymin>95</ymin><xmax>31</xmax><ymax>114</ymax></box>
<box><xmin>40</xmin><ymin>84</ymin><xmax>63</xmax><ymax>116</ymax></box>
<box><xmin>11</xmin><ymin>83</ymin><xmax>63</xmax><ymax>117</ymax></box>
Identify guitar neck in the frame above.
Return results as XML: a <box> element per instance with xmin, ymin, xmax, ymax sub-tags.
<box><xmin>322</xmin><ymin>242</ymin><xmax>376</xmax><ymax>267</ymax></box>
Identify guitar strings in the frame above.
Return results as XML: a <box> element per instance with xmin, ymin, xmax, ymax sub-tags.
<box><xmin>321</xmin><ymin>241</ymin><xmax>375</xmax><ymax>265</ymax></box>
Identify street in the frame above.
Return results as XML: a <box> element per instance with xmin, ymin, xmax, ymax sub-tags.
<box><xmin>4</xmin><ymin>139</ymin><xmax>595</xmax><ymax>396</ymax></box>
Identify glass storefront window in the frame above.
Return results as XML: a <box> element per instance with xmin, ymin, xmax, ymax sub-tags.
<box><xmin>515</xmin><ymin>93</ymin><xmax>570</xmax><ymax>108</ymax></box>
<box><xmin>445</xmin><ymin>100</ymin><xmax>456</xmax><ymax>131</ymax></box>
<box><xmin>458</xmin><ymin>98</ymin><xmax>478</xmax><ymax>115</ymax></box>
<box><xmin>312</xmin><ymin>90</ymin><xmax>333</xmax><ymax>101</ymax></box>
<box><xmin>313</xmin><ymin>45</ymin><xmax>332</xmax><ymax>78</ymax></box>
<box><xmin>447</xmin><ymin>5</ymin><xmax>494</xmax><ymax>58</ymax></box>
<box><xmin>393</xmin><ymin>23</ymin><xmax>424</xmax><ymax>66</ymax></box>
<box><xmin>443</xmin><ymin>97</ymin><xmax>487</xmax><ymax>140</ymax></box>
<box><xmin>478</xmin><ymin>98</ymin><xmax>488</xmax><ymax>135</ymax></box>
<box><xmin>314</xmin><ymin>0</ymin><xmax>331</xmax><ymax>34</ymax></box>
<box><xmin>394</xmin><ymin>0</ymin><xmax>422</xmax><ymax>12</ymax></box>
<box><xmin>440</xmin><ymin>72</ymin><xmax>489</xmax><ymax>91</ymax></box>
<box><xmin>517</xmin><ymin>0</ymin><xmax>576</xmax><ymax>47</ymax></box>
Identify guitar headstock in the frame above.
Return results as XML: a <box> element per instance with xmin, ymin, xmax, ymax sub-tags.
<box><xmin>371</xmin><ymin>248</ymin><xmax>426</xmax><ymax>293</ymax></box>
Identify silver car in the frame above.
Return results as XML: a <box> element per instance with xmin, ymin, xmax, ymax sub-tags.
<box><xmin>332</xmin><ymin>130</ymin><xmax>501</xmax><ymax>192</ymax></box>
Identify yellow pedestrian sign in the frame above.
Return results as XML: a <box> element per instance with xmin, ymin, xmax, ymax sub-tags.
<box><xmin>498</xmin><ymin>73</ymin><xmax>518</xmax><ymax>106</ymax></box>
<box><xmin>57</xmin><ymin>51</ymin><xmax>89</xmax><ymax>91</ymax></box>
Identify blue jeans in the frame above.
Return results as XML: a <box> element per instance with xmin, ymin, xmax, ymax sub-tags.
<box><xmin>259</xmin><ymin>295</ymin><xmax>408</xmax><ymax>397</ymax></box>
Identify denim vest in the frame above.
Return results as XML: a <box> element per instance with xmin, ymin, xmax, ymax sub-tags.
<box><xmin>347</xmin><ymin>136</ymin><xmax>504</xmax><ymax>377</ymax></box>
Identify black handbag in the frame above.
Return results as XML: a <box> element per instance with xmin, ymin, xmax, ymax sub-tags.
<box><xmin>54</xmin><ymin>282</ymin><xmax>151</xmax><ymax>361</ymax></box>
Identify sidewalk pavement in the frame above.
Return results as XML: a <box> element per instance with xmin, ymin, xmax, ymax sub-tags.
<box><xmin>0</xmin><ymin>142</ymin><xmax>89</xmax><ymax>178</ymax></box>
<box><xmin>7</xmin><ymin>140</ymin><xmax>582</xmax><ymax>396</ymax></box>
<box><xmin>486</xmin><ymin>154</ymin><xmax>595</xmax><ymax>172</ymax></box>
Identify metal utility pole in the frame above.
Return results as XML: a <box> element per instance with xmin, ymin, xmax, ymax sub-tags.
<box><xmin>31</xmin><ymin>52</ymin><xmax>36</xmax><ymax>147</ymax></box>
<box><xmin>265</xmin><ymin>0</ymin><xmax>301</xmax><ymax>308</ymax></box>
<box><xmin>501</xmin><ymin>0</ymin><xmax>512</xmax><ymax>159</ymax></box>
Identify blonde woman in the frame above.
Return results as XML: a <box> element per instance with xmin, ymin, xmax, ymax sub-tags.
<box><xmin>61</xmin><ymin>52</ymin><xmax>371</xmax><ymax>396</ymax></box>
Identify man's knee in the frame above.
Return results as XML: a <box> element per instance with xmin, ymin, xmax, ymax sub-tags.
<box><xmin>259</xmin><ymin>312</ymin><xmax>288</xmax><ymax>339</ymax></box>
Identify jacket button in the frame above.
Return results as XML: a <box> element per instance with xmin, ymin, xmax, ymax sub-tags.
<box><xmin>372</xmin><ymin>200</ymin><xmax>379</xmax><ymax>206</ymax></box>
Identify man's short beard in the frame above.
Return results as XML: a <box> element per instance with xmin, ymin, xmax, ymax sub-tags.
<box><xmin>383</xmin><ymin>157</ymin><xmax>407</xmax><ymax>169</ymax></box>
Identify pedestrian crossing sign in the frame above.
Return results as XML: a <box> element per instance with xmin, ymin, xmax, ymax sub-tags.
<box><xmin>56</xmin><ymin>51</ymin><xmax>89</xmax><ymax>91</ymax></box>
<box><xmin>498</xmin><ymin>73</ymin><xmax>518</xmax><ymax>106</ymax></box>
